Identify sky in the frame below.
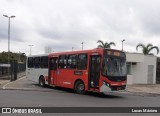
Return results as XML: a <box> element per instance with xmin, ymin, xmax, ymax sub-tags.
<box><xmin>0</xmin><ymin>0</ymin><xmax>160</xmax><ymax>56</ymax></box>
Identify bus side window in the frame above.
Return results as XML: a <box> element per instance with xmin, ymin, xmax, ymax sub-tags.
<box><xmin>67</xmin><ymin>54</ymin><xmax>77</xmax><ymax>69</ymax></box>
<box><xmin>41</xmin><ymin>56</ymin><xmax>48</xmax><ymax>68</ymax></box>
<box><xmin>77</xmin><ymin>54</ymin><xmax>87</xmax><ymax>70</ymax></box>
<box><xmin>28</xmin><ymin>57</ymin><xmax>34</xmax><ymax>68</ymax></box>
<box><xmin>58</xmin><ymin>55</ymin><xmax>67</xmax><ymax>69</ymax></box>
<box><xmin>50</xmin><ymin>59</ymin><xmax>57</xmax><ymax>70</ymax></box>
<box><xmin>34</xmin><ymin>57</ymin><xmax>40</xmax><ymax>68</ymax></box>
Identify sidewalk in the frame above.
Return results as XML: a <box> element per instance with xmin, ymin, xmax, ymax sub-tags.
<box><xmin>127</xmin><ymin>84</ymin><xmax>160</xmax><ymax>94</ymax></box>
<box><xmin>0</xmin><ymin>72</ymin><xmax>26</xmax><ymax>88</ymax></box>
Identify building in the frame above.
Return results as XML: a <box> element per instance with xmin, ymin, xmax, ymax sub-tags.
<box><xmin>126</xmin><ymin>53</ymin><xmax>157</xmax><ymax>85</ymax></box>
<box><xmin>44</xmin><ymin>47</ymin><xmax>52</xmax><ymax>53</ymax></box>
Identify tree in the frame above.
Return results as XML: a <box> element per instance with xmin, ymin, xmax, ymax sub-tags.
<box><xmin>136</xmin><ymin>43</ymin><xmax>159</xmax><ymax>55</ymax></box>
<box><xmin>0</xmin><ymin>52</ymin><xmax>27</xmax><ymax>63</ymax></box>
<box><xmin>97</xmin><ymin>40</ymin><xmax>116</xmax><ymax>49</ymax></box>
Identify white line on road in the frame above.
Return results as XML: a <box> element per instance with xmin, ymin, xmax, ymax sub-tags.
<box><xmin>3</xmin><ymin>87</ymin><xmax>34</xmax><ymax>90</ymax></box>
<box><xmin>0</xmin><ymin>80</ymin><xmax>10</xmax><ymax>85</ymax></box>
<box><xmin>2</xmin><ymin>81</ymin><xmax>12</xmax><ymax>89</ymax></box>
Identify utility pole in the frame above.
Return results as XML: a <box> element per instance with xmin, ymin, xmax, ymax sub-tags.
<box><xmin>3</xmin><ymin>15</ymin><xmax>16</xmax><ymax>78</ymax></box>
<box><xmin>121</xmin><ymin>39</ymin><xmax>125</xmax><ymax>51</ymax></box>
<box><xmin>81</xmin><ymin>42</ymin><xmax>84</xmax><ymax>50</ymax></box>
<box><xmin>72</xmin><ymin>47</ymin><xmax>74</xmax><ymax>51</ymax></box>
<box><xmin>28</xmin><ymin>45</ymin><xmax>34</xmax><ymax>55</ymax></box>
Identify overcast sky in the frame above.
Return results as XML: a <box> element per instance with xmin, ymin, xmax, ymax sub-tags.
<box><xmin>0</xmin><ymin>0</ymin><xmax>160</xmax><ymax>56</ymax></box>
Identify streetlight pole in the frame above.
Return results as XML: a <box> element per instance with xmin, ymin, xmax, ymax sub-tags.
<box><xmin>72</xmin><ymin>47</ymin><xmax>74</xmax><ymax>51</ymax></box>
<box><xmin>121</xmin><ymin>39</ymin><xmax>125</xmax><ymax>51</ymax></box>
<box><xmin>3</xmin><ymin>15</ymin><xmax>16</xmax><ymax>78</ymax></box>
<box><xmin>28</xmin><ymin>45</ymin><xmax>34</xmax><ymax>55</ymax></box>
<box><xmin>18</xmin><ymin>51</ymin><xmax>21</xmax><ymax>62</ymax></box>
<box><xmin>81</xmin><ymin>42</ymin><xmax>84</xmax><ymax>50</ymax></box>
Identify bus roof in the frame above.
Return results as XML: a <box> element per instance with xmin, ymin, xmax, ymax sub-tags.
<box><xmin>27</xmin><ymin>48</ymin><xmax>124</xmax><ymax>58</ymax></box>
<box><xmin>27</xmin><ymin>53</ymin><xmax>49</xmax><ymax>57</ymax></box>
<box><xmin>49</xmin><ymin>48</ymin><xmax>124</xmax><ymax>57</ymax></box>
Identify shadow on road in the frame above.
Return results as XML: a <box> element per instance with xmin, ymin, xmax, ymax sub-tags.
<box><xmin>85</xmin><ymin>92</ymin><xmax>124</xmax><ymax>99</ymax></box>
<box><xmin>41</xmin><ymin>85</ymin><xmax>124</xmax><ymax>99</ymax></box>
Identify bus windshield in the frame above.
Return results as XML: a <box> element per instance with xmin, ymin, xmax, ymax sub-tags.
<box><xmin>102</xmin><ymin>56</ymin><xmax>126</xmax><ymax>77</ymax></box>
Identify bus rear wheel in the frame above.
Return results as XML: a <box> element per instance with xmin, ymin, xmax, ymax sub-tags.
<box><xmin>75</xmin><ymin>81</ymin><xmax>85</xmax><ymax>94</ymax></box>
<box><xmin>39</xmin><ymin>76</ymin><xmax>45</xmax><ymax>87</ymax></box>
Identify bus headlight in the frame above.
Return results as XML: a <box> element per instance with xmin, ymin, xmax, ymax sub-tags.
<box><xmin>102</xmin><ymin>81</ymin><xmax>110</xmax><ymax>87</ymax></box>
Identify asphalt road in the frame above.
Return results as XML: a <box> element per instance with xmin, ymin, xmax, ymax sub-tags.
<box><xmin>0</xmin><ymin>76</ymin><xmax>160</xmax><ymax>116</ymax></box>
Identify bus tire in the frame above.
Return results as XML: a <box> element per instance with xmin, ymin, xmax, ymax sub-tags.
<box><xmin>74</xmin><ymin>81</ymin><xmax>85</xmax><ymax>94</ymax></box>
<box><xmin>39</xmin><ymin>76</ymin><xmax>45</xmax><ymax>87</ymax></box>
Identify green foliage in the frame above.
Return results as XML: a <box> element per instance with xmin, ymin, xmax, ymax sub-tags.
<box><xmin>0</xmin><ymin>51</ymin><xmax>27</xmax><ymax>63</ymax></box>
<box><xmin>97</xmin><ymin>40</ymin><xmax>116</xmax><ymax>49</ymax></box>
<box><xmin>136</xmin><ymin>43</ymin><xmax>159</xmax><ymax>55</ymax></box>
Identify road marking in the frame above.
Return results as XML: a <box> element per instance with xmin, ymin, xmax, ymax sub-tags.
<box><xmin>0</xmin><ymin>80</ymin><xmax>10</xmax><ymax>85</ymax></box>
<box><xmin>3</xmin><ymin>87</ymin><xmax>35</xmax><ymax>90</ymax></box>
<box><xmin>2</xmin><ymin>81</ymin><xmax>12</xmax><ymax>89</ymax></box>
<box><xmin>2</xmin><ymin>76</ymin><xmax>26</xmax><ymax>89</ymax></box>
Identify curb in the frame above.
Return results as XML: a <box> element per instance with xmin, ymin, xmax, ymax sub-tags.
<box><xmin>126</xmin><ymin>90</ymin><xmax>160</xmax><ymax>95</ymax></box>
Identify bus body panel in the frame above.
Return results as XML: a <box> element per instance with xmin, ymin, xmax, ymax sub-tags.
<box><xmin>72</xmin><ymin>69</ymin><xmax>89</xmax><ymax>91</ymax></box>
<box><xmin>27</xmin><ymin>68</ymin><xmax>48</xmax><ymax>84</ymax></box>
<box><xmin>56</xmin><ymin>69</ymin><xmax>72</xmax><ymax>88</ymax></box>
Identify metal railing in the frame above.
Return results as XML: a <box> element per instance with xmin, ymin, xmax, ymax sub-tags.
<box><xmin>0</xmin><ymin>61</ymin><xmax>26</xmax><ymax>80</ymax></box>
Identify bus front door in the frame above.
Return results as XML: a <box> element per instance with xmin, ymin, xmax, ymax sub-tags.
<box><xmin>89</xmin><ymin>55</ymin><xmax>101</xmax><ymax>89</ymax></box>
<box><xmin>49</xmin><ymin>58</ymin><xmax>58</xmax><ymax>85</ymax></box>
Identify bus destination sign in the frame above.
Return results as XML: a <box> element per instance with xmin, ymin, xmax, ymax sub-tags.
<box><xmin>107</xmin><ymin>51</ymin><xmax>120</xmax><ymax>56</ymax></box>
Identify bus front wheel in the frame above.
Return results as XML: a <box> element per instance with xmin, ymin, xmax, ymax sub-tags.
<box><xmin>74</xmin><ymin>81</ymin><xmax>85</xmax><ymax>94</ymax></box>
<box><xmin>39</xmin><ymin>76</ymin><xmax>45</xmax><ymax>87</ymax></box>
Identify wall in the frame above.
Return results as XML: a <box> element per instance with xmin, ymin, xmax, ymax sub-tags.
<box><xmin>144</xmin><ymin>56</ymin><xmax>157</xmax><ymax>84</ymax></box>
<box><xmin>132</xmin><ymin>62</ymin><xmax>147</xmax><ymax>84</ymax></box>
<box><xmin>126</xmin><ymin>53</ymin><xmax>157</xmax><ymax>85</ymax></box>
<box><xmin>126</xmin><ymin>52</ymin><xmax>144</xmax><ymax>63</ymax></box>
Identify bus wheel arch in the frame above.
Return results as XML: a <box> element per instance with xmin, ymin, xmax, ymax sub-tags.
<box><xmin>74</xmin><ymin>79</ymin><xmax>85</xmax><ymax>94</ymax></box>
<box><xmin>39</xmin><ymin>75</ymin><xmax>45</xmax><ymax>87</ymax></box>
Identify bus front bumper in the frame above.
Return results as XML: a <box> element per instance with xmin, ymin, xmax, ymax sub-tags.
<box><xmin>100</xmin><ymin>83</ymin><xmax>126</xmax><ymax>94</ymax></box>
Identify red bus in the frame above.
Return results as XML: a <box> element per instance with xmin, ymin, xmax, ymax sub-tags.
<box><xmin>26</xmin><ymin>48</ymin><xmax>127</xmax><ymax>94</ymax></box>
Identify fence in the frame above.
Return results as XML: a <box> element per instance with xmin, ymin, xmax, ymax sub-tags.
<box><xmin>0</xmin><ymin>61</ymin><xmax>26</xmax><ymax>79</ymax></box>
